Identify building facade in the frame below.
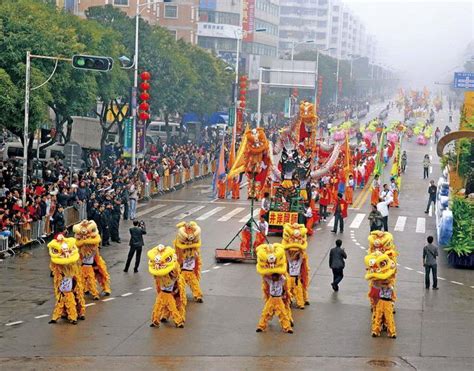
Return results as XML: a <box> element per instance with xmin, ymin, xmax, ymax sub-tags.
<box><xmin>197</xmin><ymin>0</ymin><xmax>280</xmax><ymax>62</ymax></box>
<box><xmin>61</xmin><ymin>0</ymin><xmax>199</xmax><ymax>45</ymax></box>
<box><xmin>279</xmin><ymin>0</ymin><xmax>377</xmax><ymax>62</ymax></box>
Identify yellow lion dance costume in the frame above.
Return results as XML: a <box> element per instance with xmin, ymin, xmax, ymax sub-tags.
<box><xmin>365</xmin><ymin>250</ymin><xmax>397</xmax><ymax>338</ymax></box>
<box><xmin>73</xmin><ymin>220</ymin><xmax>111</xmax><ymax>299</ymax></box>
<box><xmin>281</xmin><ymin>223</ymin><xmax>310</xmax><ymax>309</ymax></box>
<box><xmin>256</xmin><ymin>243</ymin><xmax>293</xmax><ymax>333</ymax></box>
<box><xmin>48</xmin><ymin>234</ymin><xmax>86</xmax><ymax>325</ymax></box>
<box><xmin>174</xmin><ymin>221</ymin><xmax>203</xmax><ymax>303</ymax></box>
<box><xmin>148</xmin><ymin>244</ymin><xmax>187</xmax><ymax>328</ymax></box>
<box><xmin>367</xmin><ymin>231</ymin><xmax>398</xmax><ymax>310</ymax></box>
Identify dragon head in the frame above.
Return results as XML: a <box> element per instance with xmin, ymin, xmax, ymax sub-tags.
<box><xmin>174</xmin><ymin>221</ymin><xmax>201</xmax><ymax>250</ymax></box>
<box><xmin>364</xmin><ymin>250</ymin><xmax>397</xmax><ymax>281</ymax></box>
<box><xmin>246</xmin><ymin>128</ymin><xmax>268</xmax><ymax>155</ymax></box>
<box><xmin>48</xmin><ymin>234</ymin><xmax>79</xmax><ymax>265</ymax></box>
<box><xmin>147</xmin><ymin>244</ymin><xmax>179</xmax><ymax>277</ymax></box>
<box><xmin>73</xmin><ymin>220</ymin><xmax>102</xmax><ymax>248</ymax></box>
<box><xmin>282</xmin><ymin>223</ymin><xmax>308</xmax><ymax>251</ymax></box>
<box><xmin>256</xmin><ymin>243</ymin><xmax>287</xmax><ymax>276</ymax></box>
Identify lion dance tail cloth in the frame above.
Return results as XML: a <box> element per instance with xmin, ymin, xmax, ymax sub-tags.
<box><xmin>281</xmin><ymin>223</ymin><xmax>310</xmax><ymax>309</ymax></box>
<box><xmin>48</xmin><ymin>234</ymin><xmax>85</xmax><ymax>325</ymax></box>
<box><xmin>73</xmin><ymin>220</ymin><xmax>111</xmax><ymax>299</ymax></box>
<box><xmin>365</xmin><ymin>231</ymin><xmax>398</xmax><ymax>339</ymax></box>
<box><xmin>256</xmin><ymin>243</ymin><xmax>293</xmax><ymax>333</ymax></box>
<box><xmin>174</xmin><ymin>221</ymin><xmax>203</xmax><ymax>302</ymax></box>
<box><xmin>148</xmin><ymin>244</ymin><xmax>187</xmax><ymax>328</ymax></box>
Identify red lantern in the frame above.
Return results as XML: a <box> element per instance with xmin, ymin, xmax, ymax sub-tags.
<box><xmin>139</xmin><ymin>92</ymin><xmax>150</xmax><ymax>101</ymax></box>
<box><xmin>239</xmin><ymin>95</ymin><xmax>246</xmax><ymax>102</ymax></box>
<box><xmin>240</xmin><ymin>75</ymin><xmax>247</xmax><ymax>81</ymax></box>
<box><xmin>140</xmin><ymin>71</ymin><xmax>151</xmax><ymax>81</ymax></box>
<box><xmin>139</xmin><ymin>111</ymin><xmax>150</xmax><ymax>121</ymax></box>
<box><xmin>140</xmin><ymin>82</ymin><xmax>150</xmax><ymax>91</ymax></box>
<box><xmin>139</xmin><ymin>102</ymin><xmax>150</xmax><ymax>111</ymax></box>
<box><xmin>239</xmin><ymin>101</ymin><xmax>246</xmax><ymax>109</ymax></box>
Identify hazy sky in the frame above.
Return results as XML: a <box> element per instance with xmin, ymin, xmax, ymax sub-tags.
<box><xmin>343</xmin><ymin>0</ymin><xmax>474</xmax><ymax>87</ymax></box>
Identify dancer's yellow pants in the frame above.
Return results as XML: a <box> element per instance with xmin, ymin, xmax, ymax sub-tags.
<box><xmin>257</xmin><ymin>297</ymin><xmax>292</xmax><ymax>332</ymax></box>
<box><xmin>82</xmin><ymin>265</ymin><xmax>100</xmax><ymax>299</ymax></box>
<box><xmin>152</xmin><ymin>292</ymin><xmax>185</xmax><ymax>327</ymax></box>
<box><xmin>52</xmin><ymin>292</ymin><xmax>77</xmax><ymax>322</ymax></box>
<box><xmin>371</xmin><ymin>300</ymin><xmax>397</xmax><ymax>336</ymax></box>
<box><xmin>182</xmin><ymin>270</ymin><xmax>203</xmax><ymax>300</ymax></box>
<box><xmin>288</xmin><ymin>276</ymin><xmax>305</xmax><ymax>308</ymax></box>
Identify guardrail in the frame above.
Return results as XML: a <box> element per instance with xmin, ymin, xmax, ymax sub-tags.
<box><xmin>1</xmin><ymin>160</ymin><xmax>215</xmax><ymax>256</ymax></box>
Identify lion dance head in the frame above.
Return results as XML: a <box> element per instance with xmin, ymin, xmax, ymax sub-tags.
<box><xmin>256</xmin><ymin>243</ymin><xmax>287</xmax><ymax>276</ymax></box>
<box><xmin>174</xmin><ymin>221</ymin><xmax>201</xmax><ymax>250</ymax></box>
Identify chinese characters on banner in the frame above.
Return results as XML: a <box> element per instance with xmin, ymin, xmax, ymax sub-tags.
<box><xmin>316</xmin><ymin>76</ymin><xmax>324</xmax><ymax>111</ymax></box>
<box><xmin>136</xmin><ymin>121</ymin><xmax>146</xmax><ymax>156</ymax></box>
<box><xmin>242</xmin><ymin>0</ymin><xmax>255</xmax><ymax>42</ymax></box>
<box><xmin>122</xmin><ymin>118</ymin><xmax>133</xmax><ymax>158</ymax></box>
<box><xmin>268</xmin><ymin>211</ymin><xmax>299</xmax><ymax>226</ymax></box>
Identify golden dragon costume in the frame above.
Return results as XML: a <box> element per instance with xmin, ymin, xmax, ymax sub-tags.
<box><xmin>48</xmin><ymin>234</ymin><xmax>86</xmax><ymax>325</ymax></box>
<box><xmin>148</xmin><ymin>244</ymin><xmax>187</xmax><ymax>328</ymax></box>
<box><xmin>256</xmin><ymin>243</ymin><xmax>293</xmax><ymax>333</ymax></box>
<box><xmin>365</xmin><ymin>250</ymin><xmax>397</xmax><ymax>338</ymax></box>
<box><xmin>174</xmin><ymin>221</ymin><xmax>203</xmax><ymax>303</ymax></box>
<box><xmin>281</xmin><ymin>223</ymin><xmax>310</xmax><ymax>309</ymax></box>
<box><xmin>73</xmin><ymin>220</ymin><xmax>111</xmax><ymax>299</ymax></box>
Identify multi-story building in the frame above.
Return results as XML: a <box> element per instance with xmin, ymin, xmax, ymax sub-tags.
<box><xmin>197</xmin><ymin>0</ymin><xmax>280</xmax><ymax>62</ymax></box>
<box><xmin>60</xmin><ymin>0</ymin><xmax>199</xmax><ymax>45</ymax></box>
<box><xmin>279</xmin><ymin>0</ymin><xmax>377</xmax><ymax>62</ymax></box>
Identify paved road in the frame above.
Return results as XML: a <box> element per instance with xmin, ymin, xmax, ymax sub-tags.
<box><xmin>0</xmin><ymin>105</ymin><xmax>472</xmax><ymax>370</ymax></box>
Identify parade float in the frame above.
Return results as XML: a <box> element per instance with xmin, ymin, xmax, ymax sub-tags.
<box><xmin>436</xmin><ymin>92</ymin><xmax>474</xmax><ymax>268</ymax></box>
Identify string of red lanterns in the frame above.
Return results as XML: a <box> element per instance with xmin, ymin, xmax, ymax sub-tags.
<box><xmin>139</xmin><ymin>71</ymin><xmax>151</xmax><ymax>121</ymax></box>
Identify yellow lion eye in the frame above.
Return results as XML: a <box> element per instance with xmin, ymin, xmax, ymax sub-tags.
<box><xmin>380</xmin><ymin>261</ymin><xmax>387</xmax><ymax>268</ymax></box>
<box><xmin>166</xmin><ymin>256</ymin><xmax>172</xmax><ymax>263</ymax></box>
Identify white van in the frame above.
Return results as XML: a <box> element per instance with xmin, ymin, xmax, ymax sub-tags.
<box><xmin>146</xmin><ymin>121</ymin><xmax>181</xmax><ymax>140</ymax></box>
<box><xmin>1</xmin><ymin>140</ymin><xmax>65</xmax><ymax>162</ymax></box>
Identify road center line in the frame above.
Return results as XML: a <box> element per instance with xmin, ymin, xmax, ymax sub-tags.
<box><xmin>213</xmin><ymin>266</ymin><xmax>221</xmax><ymax>270</ymax></box>
<box><xmin>405</xmin><ymin>267</ymin><xmax>413</xmax><ymax>271</ymax></box>
<box><xmin>85</xmin><ymin>303</ymin><xmax>96</xmax><ymax>307</ymax></box>
<box><xmin>202</xmin><ymin>270</ymin><xmax>210</xmax><ymax>273</ymax></box>
<box><xmin>5</xmin><ymin>321</ymin><xmax>23</xmax><ymax>326</ymax></box>
<box><xmin>34</xmin><ymin>314</ymin><xmax>49</xmax><ymax>319</ymax></box>
<box><xmin>121</xmin><ymin>292</ymin><xmax>133</xmax><ymax>297</ymax></box>
<box><xmin>451</xmin><ymin>281</ymin><xmax>464</xmax><ymax>285</ymax></box>
<box><xmin>139</xmin><ymin>287</ymin><xmax>153</xmax><ymax>292</ymax></box>
<box><xmin>102</xmin><ymin>297</ymin><xmax>116</xmax><ymax>302</ymax></box>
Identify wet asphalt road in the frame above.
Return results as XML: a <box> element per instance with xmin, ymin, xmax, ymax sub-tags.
<box><xmin>0</xmin><ymin>104</ymin><xmax>472</xmax><ymax>370</ymax></box>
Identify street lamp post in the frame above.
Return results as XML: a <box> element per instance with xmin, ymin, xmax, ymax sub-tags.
<box><xmin>335</xmin><ymin>57</ymin><xmax>340</xmax><ymax>108</ymax></box>
<box><xmin>290</xmin><ymin>40</ymin><xmax>315</xmax><ymax>61</ymax></box>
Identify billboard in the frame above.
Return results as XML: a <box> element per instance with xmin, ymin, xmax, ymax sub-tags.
<box><xmin>242</xmin><ymin>0</ymin><xmax>255</xmax><ymax>42</ymax></box>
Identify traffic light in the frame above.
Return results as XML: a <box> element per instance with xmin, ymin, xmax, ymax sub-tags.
<box><xmin>72</xmin><ymin>55</ymin><xmax>113</xmax><ymax>72</ymax></box>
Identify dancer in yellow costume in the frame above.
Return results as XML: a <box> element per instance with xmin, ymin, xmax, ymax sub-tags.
<box><xmin>174</xmin><ymin>221</ymin><xmax>203</xmax><ymax>303</ymax></box>
<box><xmin>367</xmin><ymin>231</ymin><xmax>398</xmax><ymax>310</ymax></box>
<box><xmin>148</xmin><ymin>244</ymin><xmax>187</xmax><ymax>328</ymax></box>
<box><xmin>281</xmin><ymin>223</ymin><xmax>310</xmax><ymax>309</ymax></box>
<box><xmin>256</xmin><ymin>243</ymin><xmax>293</xmax><ymax>333</ymax></box>
<box><xmin>73</xmin><ymin>220</ymin><xmax>111</xmax><ymax>299</ymax></box>
<box><xmin>365</xmin><ymin>251</ymin><xmax>397</xmax><ymax>338</ymax></box>
<box><xmin>48</xmin><ymin>234</ymin><xmax>86</xmax><ymax>325</ymax></box>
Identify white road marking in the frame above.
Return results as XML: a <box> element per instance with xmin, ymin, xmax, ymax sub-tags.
<box><xmin>197</xmin><ymin>207</ymin><xmax>226</xmax><ymax>221</ymax></box>
<box><xmin>173</xmin><ymin>206</ymin><xmax>206</xmax><ymax>220</ymax></box>
<box><xmin>139</xmin><ymin>287</ymin><xmax>153</xmax><ymax>292</ymax></box>
<box><xmin>34</xmin><ymin>314</ymin><xmax>48</xmax><ymax>319</ymax></box>
<box><xmin>224</xmin><ymin>263</ymin><xmax>231</xmax><ymax>266</ymax></box>
<box><xmin>316</xmin><ymin>227</ymin><xmax>322</xmax><ymax>231</ymax></box>
<box><xmin>355</xmin><ymin>242</ymin><xmax>361</xmax><ymax>246</ymax></box>
<box><xmin>202</xmin><ymin>270</ymin><xmax>210</xmax><ymax>273</ymax></box>
<box><xmin>239</xmin><ymin>209</ymin><xmax>260</xmax><ymax>222</ymax></box>
<box><xmin>394</xmin><ymin>216</ymin><xmax>407</xmax><ymax>231</ymax></box>
<box><xmin>213</xmin><ymin>266</ymin><xmax>221</xmax><ymax>270</ymax></box>
<box><xmin>152</xmin><ymin>205</ymin><xmax>186</xmax><ymax>219</ymax></box>
<box><xmin>218</xmin><ymin>207</ymin><xmax>245</xmax><ymax>221</ymax></box>
<box><xmin>438</xmin><ymin>277</ymin><xmax>446</xmax><ymax>281</ymax></box>
<box><xmin>416</xmin><ymin>271</ymin><xmax>425</xmax><ymax>275</ymax></box>
<box><xmin>85</xmin><ymin>303</ymin><xmax>96</xmax><ymax>307</ymax></box>
<box><xmin>192</xmin><ymin>185</ymin><xmax>211</xmax><ymax>189</ymax></box>
<box><xmin>102</xmin><ymin>297</ymin><xmax>116</xmax><ymax>302</ymax></box>
<box><xmin>327</xmin><ymin>217</ymin><xmax>335</xmax><ymax>228</ymax></box>
<box><xmin>470</xmin><ymin>286</ymin><xmax>474</xmax><ymax>289</ymax></box>
<box><xmin>429</xmin><ymin>166</ymin><xmax>433</xmax><ymax>174</ymax></box>
<box><xmin>405</xmin><ymin>267</ymin><xmax>413</xmax><ymax>271</ymax></box>
<box><xmin>451</xmin><ymin>281</ymin><xmax>464</xmax><ymax>286</ymax></box>
<box><xmin>360</xmin><ymin>246</ymin><xmax>365</xmax><ymax>250</ymax></box>
<box><xmin>121</xmin><ymin>292</ymin><xmax>133</xmax><ymax>297</ymax></box>
<box><xmin>5</xmin><ymin>321</ymin><xmax>23</xmax><ymax>326</ymax></box>
<box><xmin>416</xmin><ymin>217</ymin><xmax>426</xmax><ymax>233</ymax></box>
<box><xmin>349</xmin><ymin>213</ymin><xmax>366</xmax><ymax>229</ymax></box>
<box><xmin>136</xmin><ymin>204</ymin><xmax>166</xmax><ymax>218</ymax></box>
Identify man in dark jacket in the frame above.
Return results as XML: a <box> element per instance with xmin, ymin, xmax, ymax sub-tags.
<box><xmin>124</xmin><ymin>220</ymin><xmax>147</xmax><ymax>273</ymax></box>
<box><xmin>329</xmin><ymin>239</ymin><xmax>347</xmax><ymax>291</ymax></box>
<box><xmin>423</xmin><ymin>235</ymin><xmax>439</xmax><ymax>290</ymax></box>
<box><xmin>98</xmin><ymin>204</ymin><xmax>110</xmax><ymax>246</ymax></box>
<box><xmin>109</xmin><ymin>199</ymin><xmax>122</xmax><ymax>243</ymax></box>
<box><xmin>425</xmin><ymin>180</ymin><xmax>437</xmax><ymax>214</ymax></box>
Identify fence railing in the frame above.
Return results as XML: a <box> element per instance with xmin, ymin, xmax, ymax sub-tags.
<box><xmin>1</xmin><ymin>160</ymin><xmax>215</xmax><ymax>255</ymax></box>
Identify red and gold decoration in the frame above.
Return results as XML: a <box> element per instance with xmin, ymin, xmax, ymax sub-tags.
<box><xmin>139</xmin><ymin>71</ymin><xmax>151</xmax><ymax>122</ymax></box>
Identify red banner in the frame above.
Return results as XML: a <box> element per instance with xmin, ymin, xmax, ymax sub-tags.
<box><xmin>242</xmin><ymin>0</ymin><xmax>255</xmax><ymax>42</ymax></box>
<box><xmin>338</xmin><ymin>78</ymin><xmax>343</xmax><ymax>93</ymax></box>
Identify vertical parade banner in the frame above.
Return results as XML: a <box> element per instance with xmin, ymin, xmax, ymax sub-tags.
<box><xmin>123</xmin><ymin>118</ymin><xmax>133</xmax><ymax>158</ymax></box>
<box><xmin>135</xmin><ymin>121</ymin><xmax>145</xmax><ymax>156</ymax></box>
